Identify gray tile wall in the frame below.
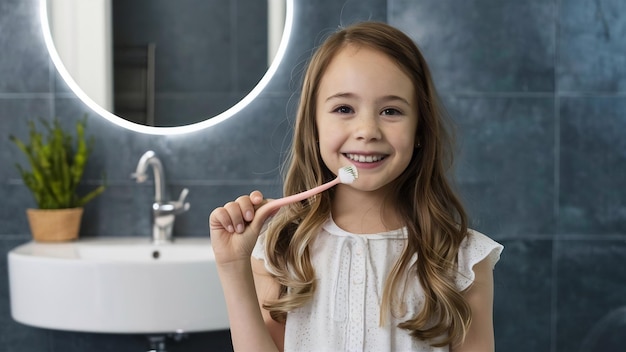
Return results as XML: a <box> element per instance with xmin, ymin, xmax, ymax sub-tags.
<box><xmin>1</xmin><ymin>0</ymin><xmax>624</xmax><ymax>351</ymax></box>
<box><xmin>390</xmin><ymin>0</ymin><xmax>626</xmax><ymax>351</ymax></box>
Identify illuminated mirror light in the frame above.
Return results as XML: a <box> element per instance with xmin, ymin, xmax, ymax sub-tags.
<box><xmin>40</xmin><ymin>0</ymin><xmax>294</xmax><ymax>135</ymax></box>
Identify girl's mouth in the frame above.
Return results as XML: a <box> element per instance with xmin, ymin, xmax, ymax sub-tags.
<box><xmin>344</xmin><ymin>153</ymin><xmax>387</xmax><ymax>163</ymax></box>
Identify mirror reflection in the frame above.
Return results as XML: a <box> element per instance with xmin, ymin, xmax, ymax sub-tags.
<box><xmin>47</xmin><ymin>0</ymin><xmax>286</xmax><ymax>127</ymax></box>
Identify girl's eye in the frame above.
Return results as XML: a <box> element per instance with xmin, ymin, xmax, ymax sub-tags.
<box><xmin>381</xmin><ymin>108</ymin><xmax>402</xmax><ymax>116</ymax></box>
<box><xmin>333</xmin><ymin>105</ymin><xmax>354</xmax><ymax>114</ymax></box>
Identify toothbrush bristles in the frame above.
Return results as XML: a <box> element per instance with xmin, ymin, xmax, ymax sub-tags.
<box><xmin>338</xmin><ymin>165</ymin><xmax>358</xmax><ymax>184</ymax></box>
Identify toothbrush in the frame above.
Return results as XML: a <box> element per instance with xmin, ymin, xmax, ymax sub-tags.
<box><xmin>263</xmin><ymin>164</ymin><xmax>358</xmax><ymax>212</ymax></box>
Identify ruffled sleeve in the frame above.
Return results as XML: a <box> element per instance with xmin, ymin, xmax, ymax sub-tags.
<box><xmin>251</xmin><ymin>232</ymin><xmax>266</xmax><ymax>261</ymax></box>
<box><xmin>251</xmin><ymin>217</ymin><xmax>273</xmax><ymax>261</ymax></box>
<box><xmin>251</xmin><ymin>230</ymin><xmax>283</xmax><ymax>277</ymax></box>
<box><xmin>455</xmin><ymin>229</ymin><xmax>504</xmax><ymax>291</ymax></box>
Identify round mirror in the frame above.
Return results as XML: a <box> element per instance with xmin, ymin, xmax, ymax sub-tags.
<box><xmin>40</xmin><ymin>0</ymin><xmax>293</xmax><ymax>135</ymax></box>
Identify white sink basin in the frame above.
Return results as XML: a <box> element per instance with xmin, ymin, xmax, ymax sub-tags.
<box><xmin>8</xmin><ymin>237</ymin><xmax>229</xmax><ymax>334</ymax></box>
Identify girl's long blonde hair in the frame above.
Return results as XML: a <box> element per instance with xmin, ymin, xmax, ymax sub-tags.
<box><xmin>263</xmin><ymin>21</ymin><xmax>470</xmax><ymax>347</ymax></box>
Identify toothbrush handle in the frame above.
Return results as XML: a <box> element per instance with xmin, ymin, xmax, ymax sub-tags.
<box><xmin>263</xmin><ymin>177</ymin><xmax>340</xmax><ymax>213</ymax></box>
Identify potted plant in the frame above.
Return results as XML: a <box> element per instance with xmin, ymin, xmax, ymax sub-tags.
<box><xmin>9</xmin><ymin>116</ymin><xmax>106</xmax><ymax>242</ymax></box>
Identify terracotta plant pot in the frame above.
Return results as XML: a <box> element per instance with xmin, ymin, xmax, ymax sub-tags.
<box><xmin>26</xmin><ymin>208</ymin><xmax>84</xmax><ymax>242</ymax></box>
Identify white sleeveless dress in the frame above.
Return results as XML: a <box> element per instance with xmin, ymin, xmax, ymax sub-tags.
<box><xmin>252</xmin><ymin>217</ymin><xmax>503</xmax><ymax>352</ymax></box>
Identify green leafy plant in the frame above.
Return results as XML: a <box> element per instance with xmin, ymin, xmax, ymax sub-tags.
<box><xmin>9</xmin><ymin>116</ymin><xmax>106</xmax><ymax>209</ymax></box>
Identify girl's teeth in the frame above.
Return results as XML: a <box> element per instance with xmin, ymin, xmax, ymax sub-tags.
<box><xmin>346</xmin><ymin>154</ymin><xmax>384</xmax><ymax>163</ymax></box>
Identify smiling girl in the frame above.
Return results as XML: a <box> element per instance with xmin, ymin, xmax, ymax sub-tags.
<box><xmin>209</xmin><ymin>21</ymin><xmax>503</xmax><ymax>352</ymax></box>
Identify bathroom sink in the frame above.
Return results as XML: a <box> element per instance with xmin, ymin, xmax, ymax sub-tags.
<box><xmin>8</xmin><ymin>237</ymin><xmax>229</xmax><ymax>334</ymax></box>
<box><xmin>76</xmin><ymin>241</ymin><xmax>210</xmax><ymax>262</ymax></box>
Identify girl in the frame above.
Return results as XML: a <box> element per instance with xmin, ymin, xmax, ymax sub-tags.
<box><xmin>209</xmin><ymin>21</ymin><xmax>503</xmax><ymax>351</ymax></box>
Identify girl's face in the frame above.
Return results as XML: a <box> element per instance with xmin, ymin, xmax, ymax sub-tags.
<box><xmin>316</xmin><ymin>45</ymin><xmax>418</xmax><ymax>193</ymax></box>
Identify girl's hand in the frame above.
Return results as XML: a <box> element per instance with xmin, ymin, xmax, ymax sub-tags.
<box><xmin>209</xmin><ymin>190</ymin><xmax>273</xmax><ymax>267</ymax></box>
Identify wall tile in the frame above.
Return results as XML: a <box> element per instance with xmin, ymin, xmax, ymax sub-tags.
<box><xmin>493</xmin><ymin>239</ymin><xmax>552</xmax><ymax>352</ymax></box>
<box><xmin>0</xmin><ymin>184</ymin><xmax>33</xmax><ymax>235</ymax></box>
<box><xmin>558</xmin><ymin>0</ymin><xmax>626</xmax><ymax>92</ymax></box>
<box><xmin>268</xmin><ymin>0</ymin><xmax>387</xmax><ymax>94</ymax></box>
<box><xmin>555</xmin><ymin>239</ymin><xmax>626</xmax><ymax>351</ymax></box>
<box><xmin>0</xmin><ymin>0</ymin><xmax>50</xmax><ymax>93</ymax></box>
<box><xmin>78</xmin><ymin>183</ymin><xmax>153</xmax><ymax>237</ymax></box>
<box><xmin>445</xmin><ymin>96</ymin><xmax>556</xmax><ymax>237</ymax></box>
<box><xmin>559</xmin><ymin>97</ymin><xmax>626</xmax><ymax>234</ymax></box>
<box><xmin>165</xmin><ymin>330</ymin><xmax>233</xmax><ymax>352</ymax></box>
<box><xmin>49</xmin><ymin>329</ymin><xmax>232</xmax><ymax>352</ymax></box>
<box><xmin>389</xmin><ymin>0</ymin><xmax>555</xmax><ymax>93</ymax></box>
<box><xmin>49</xmin><ymin>331</ymin><xmax>145</xmax><ymax>352</ymax></box>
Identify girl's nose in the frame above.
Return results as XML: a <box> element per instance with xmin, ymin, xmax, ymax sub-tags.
<box><xmin>354</xmin><ymin>114</ymin><xmax>382</xmax><ymax>141</ymax></box>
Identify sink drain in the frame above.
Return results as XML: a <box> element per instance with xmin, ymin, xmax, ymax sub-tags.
<box><xmin>152</xmin><ymin>250</ymin><xmax>160</xmax><ymax>259</ymax></box>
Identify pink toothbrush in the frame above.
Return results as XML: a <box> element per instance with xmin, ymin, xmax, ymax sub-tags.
<box><xmin>263</xmin><ymin>165</ymin><xmax>359</xmax><ymax>212</ymax></box>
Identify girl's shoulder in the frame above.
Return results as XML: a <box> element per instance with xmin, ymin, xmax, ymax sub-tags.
<box><xmin>455</xmin><ymin>229</ymin><xmax>504</xmax><ymax>291</ymax></box>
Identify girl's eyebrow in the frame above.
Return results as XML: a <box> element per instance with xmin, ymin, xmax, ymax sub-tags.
<box><xmin>325</xmin><ymin>92</ymin><xmax>411</xmax><ymax>106</ymax></box>
<box><xmin>378</xmin><ymin>95</ymin><xmax>412</xmax><ymax>106</ymax></box>
<box><xmin>324</xmin><ymin>92</ymin><xmax>356</xmax><ymax>102</ymax></box>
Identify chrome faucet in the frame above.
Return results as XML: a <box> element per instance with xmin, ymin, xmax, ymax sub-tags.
<box><xmin>132</xmin><ymin>150</ymin><xmax>190</xmax><ymax>244</ymax></box>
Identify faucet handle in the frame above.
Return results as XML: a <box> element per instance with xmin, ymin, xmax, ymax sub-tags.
<box><xmin>176</xmin><ymin>188</ymin><xmax>190</xmax><ymax>212</ymax></box>
<box><xmin>152</xmin><ymin>188</ymin><xmax>190</xmax><ymax>217</ymax></box>
<box><xmin>172</xmin><ymin>188</ymin><xmax>191</xmax><ymax>213</ymax></box>
<box><xmin>177</xmin><ymin>188</ymin><xmax>189</xmax><ymax>203</ymax></box>
<box><xmin>176</xmin><ymin>188</ymin><xmax>191</xmax><ymax>213</ymax></box>
<box><xmin>153</xmin><ymin>201</ymin><xmax>189</xmax><ymax>215</ymax></box>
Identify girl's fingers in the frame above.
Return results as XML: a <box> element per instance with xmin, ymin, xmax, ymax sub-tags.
<box><xmin>209</xmin><ymin>207</ymin><xmax>235</xmax><ymax>233</ymax></box>
<box><xmin>209</xmin><ymin>191</ymin><xmax>270</xmax><ymax>235</ymax></box>
<box><xmin>250</xmin><ymin>190</ymin><xmax>264</xmax><ymax>205</ymax></box>
<box><xmin>236</xmin><ymin>195</ymin><xmax>257</xmax><ymax>223</ymax></box>
<box><xmin>237</xmin><ymin>191</ymin><xmax>267</xmax><ymax>222</ymax></box>
<box><xmin>224</xmin><ymin>201</ymin><xmax>247</xmax><ymax>233</ymax></box>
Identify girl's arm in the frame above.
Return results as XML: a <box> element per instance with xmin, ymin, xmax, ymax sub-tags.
<box><xmin>252</xmin><ymin>257</ymin><xmax>286</xmax><ymax>351</ymax></box>
<box><xmin>451</xmin><ymin>257</ymin><xmax>496</xmax><ymax>352</ymax></box>
<box><xmin>216</xmin><ymin>259</ymin><xmax>278</xmax><ymax>352</ymax></box>
<box><xmin>210</xmin><ymin>191</ymin><xmax>280</xmax><ymax>352</ymax></box>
